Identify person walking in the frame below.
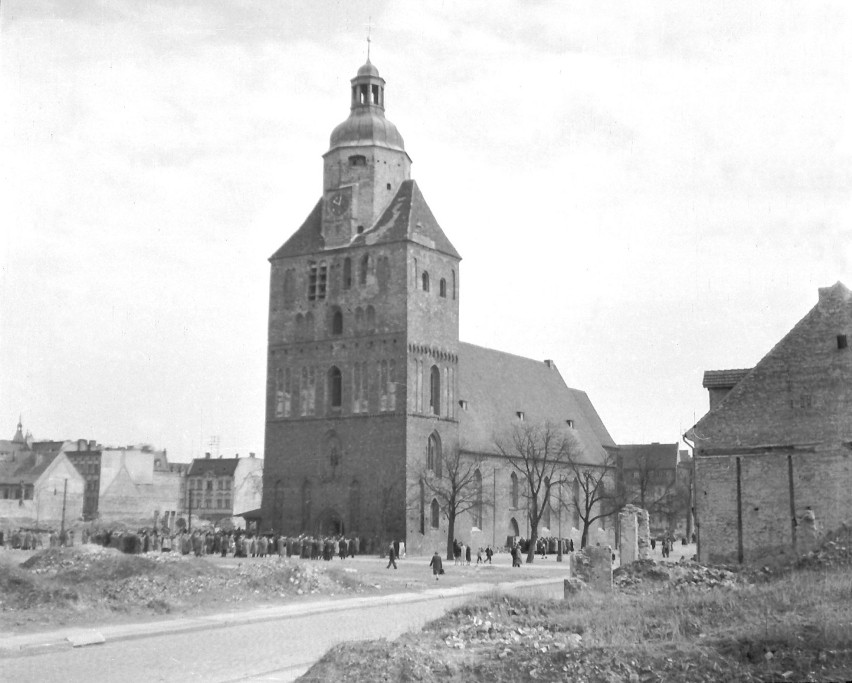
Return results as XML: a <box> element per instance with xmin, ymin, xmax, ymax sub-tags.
<box><xmin>386</xmin><ymin>541</ymin><xmax>397</xmax><ymax>569</ymax></box>
<box><xmin>429</xmin><ymin>551</ymin><xmax>443</xmax><ymax>581</ymax></box>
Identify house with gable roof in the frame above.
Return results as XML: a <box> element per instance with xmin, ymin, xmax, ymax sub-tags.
<box><xmin>686</xmin><ymin>282</ymin><xmax>852</xmax><ymax>564</ymax></box>
<box><xmin>0</xmin><ymin>420</ymin><xmax>85</xmax><ymax>527</ymax></box>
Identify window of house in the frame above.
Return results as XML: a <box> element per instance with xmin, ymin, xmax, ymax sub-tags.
<box><xmin>331</xmin><ymin>308</ymin><xmax>343</xmax><ymax>335</ymax></box>
<box><xmin>428</xmin><ymin>432</ymin><xmax>442</xmax><ymax>477</ymax></box>
<box><xmin>474</xmin><ymin>469</ymin><xmax>483</xmax><ymax>528</ymax></box>
<box><xmin>349</xmin><ymin>155</ymin><xmax>366</xmax><ymax>167</ymax></box>
<box><xmin>431</xmin><ymin>498</ymin><xmax>440</xmax><ymax>529</ymax></box>
<box><xmin>343</xmin><ymin>258</ymin><xmax>352</xmax><ymax>289</ymax></box>
<box><xmin>419</xmin><ymin>480</ymin><xmax>425</xmax><ymax>534</ymax></box>
<box><xmin>439</xmin><ymin>278</ymin><xmax>447</xmax><ymax>298</ymax></box>
<box><xmin>307</xmin><ymin>262</ymin><xmax>327</xmax><ymax>300</ymax></box>
<box><xmin>359</xmin><ymin>254</ymin><xmax>369</xmax><ymax>286</ymax></box>
<box><xmin>422</xmin><ymin>271</ymin><xmax>430</xmax><ymax>292</ymax></box>
<box><xmin>511</xmin><ymin>472</ymin><xmax>519</xmax><ymax>508</ymax></box>
<box><xmin>224</xmin><ymin>497</ymin><xmax>231</xmax><ymax>509</ymax></box>
<box><xmin>206</xmin><ymin>480</ymin><xmax>213</xmax><ymax>492</ymax></box>
<box><xmin>328</xmin><ymin>366</ymin><xmax>342</xmax><ymax>409</ymax></box>
<box><xmin>430</xmin><ymin>365</ymin><xmax>441</xmax><ymax>415</ymax></box>
<box><xmin>838</xmin><ymin>334</ymin><xmax>848</xmax><ymax>350</ymax></box>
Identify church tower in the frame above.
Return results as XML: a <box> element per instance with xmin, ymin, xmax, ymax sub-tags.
<box><xmin>263</xmin><ymin>60</ymin><xmax>461</xmax><ymax>554</ymax></box>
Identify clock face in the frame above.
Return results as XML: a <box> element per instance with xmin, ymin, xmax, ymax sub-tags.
<box><xmin>327</xmin><ymin>190</ymin><xmax>351</xmax><ymax>218</ymax></box>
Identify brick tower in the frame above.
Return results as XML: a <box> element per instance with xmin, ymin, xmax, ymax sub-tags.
<box><xmin>262</xmin><ymin>59</ymin><xmax>461</xmax><ymax>552</ymax></box>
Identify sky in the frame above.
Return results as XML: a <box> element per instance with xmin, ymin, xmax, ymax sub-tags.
<box><xmin>1</xmin><ymin>1</ymin><xmax>850</xmax><ymax>462</ymax></box>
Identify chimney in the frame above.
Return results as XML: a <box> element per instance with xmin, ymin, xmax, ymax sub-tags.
<box><xmin>249</xmin><ymin>452</ymin><xmax>255</xmax><ymax>459</ymax></box>
<box><xmin>88</xmin><ymin>440</ymin><xmax>96</xmax><ymax>451</ymax></box>
<box><xmin>205</xmin><ymin>452</ymin><xmax>211</xmax><ymax>459</ymax></box>
<box><xmin>543</xmin><ymin>359</ymin><xmax>556</xmax><ymax>369</ymax></box>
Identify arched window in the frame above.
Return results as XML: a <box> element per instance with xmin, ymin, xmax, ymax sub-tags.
<box><xmin>366</xmin><ymin>305</ymin><xmax>376</xmax><ymax>331</ymax></box>
<box><xmin>304</xmin><ymin>311</ymin><xmax>314</xmax><ymax>340</ymax></box>
<box><xmin>419</xmin><ymin>480</ymin><xmax>426</xmax><ymax>534</ymax></box>
<box><xmin>348</xmin><ymin>154</ymin><xmax>366</xmax><ymax>167</ymax></box>
<box><xmin>422</xmin><ymin>271</ymin><xmax>430</xmax><ymax>292</ymax></box>
<box><xmin>430</xmin><ymin>365</ymin><xmax>440</xmax><ymax>415</ymax></box>
<box><xmin>301</xmin><ymin>479</ymin><xmax>312</xmax><ymax>531</ymax></box>
<box><xmin>331</xmin><ymin>308</ymin><xmax>343</xmax><ymax>335</ymax></box>
<box><xmin>510</xmin><ymin>517</ymin><xmax>520</xmax><ymax>538</ymax></box>
<box><xmin>431</xmin><ymin>498</ymin><xmax>440</xmax><ymax>529</ymax></box>
<box><xmin>343</xmin><ymin>258</ymin><xmax>352</xmax><ymax>290</ymax></box>
<box><xmin>427</xmin><ymin>432</ymin><xmax>442</xmax><ymax>478</ymax></box>
<box><xmin>572</xmin><ymin>478</ymin><xmax>580</xmax><ymax>528</ymax></box>
<box><xmin>439</xmin><ymin>278</ymin><xmax>447</xmax><ymax>298</ymax></box>
<box><xmin>511</xmin><ymin>472</ymin><xmax>519</xmax><ymax>508</ymax></box>
<box><xmin>452</xmin><ymin>269</ymin><xmax>456</xmax><ymax>300</ymax></box>
<box><xmin>295</xmin><ymin>313</ymin><xmax>304</xmax><ymax>340</ymax></box>
<box><xmin>282</xmin><ymin>269</ymin><xmax>295</xmax><ymax>305</ymax></box>
<box><xmin>328</xmin><ymin>366</ymin><xmax>342</xmax><ymax>409</ymax></box>
<box><xmin>474</xmin><ymin>469</ymin><xmax>483</xmax><ymax>528</ymax></box>
<box><xmin>355</xmin><ymin>307</ymin><xmax>364</xmax><ymax>332</ymax></box>
<box><xmin>359</xmin><ymin>254</ymin><xmax>369</xmax><ymax>286</ymax></box>
<box><xmin>543</xmin><ymin>477</ymin><xmax>551</xmax><ymax>529</ymax></box>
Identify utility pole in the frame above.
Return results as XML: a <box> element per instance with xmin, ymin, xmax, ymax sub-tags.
<box><xmin>60</xmin><ymin>479</ymin><xmax>68</xmax><ymax>541</ymax></box>
<box><xmin>188</xmin><ymin>490</ymin><xmax>192</xmax><ymax>533</ymax></box>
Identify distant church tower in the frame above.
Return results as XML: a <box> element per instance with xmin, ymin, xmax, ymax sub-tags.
<box><xmin>262</xmin><ymin>59</ymin><xmax>461</xmax><ymax>550</ymax></box>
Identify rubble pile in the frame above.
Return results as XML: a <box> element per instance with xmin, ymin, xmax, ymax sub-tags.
<box><xmin>4</xmin><ymin>547</ymin><xmax>370</xmax><ymax>624</ymax></box>
<box><xmin>614</xmin><ymin>559</ymin><xmax>738</xmax><ymax>591</ymax></box>
<box><xmin>796</xmin><ymin>526</ymin><xmax>852</xmax><ymax>570</ymax></box>
<box><xmin>441</xmin><ymin>612</ymin><xmax>583</xmax><ymax>654</ymax></box>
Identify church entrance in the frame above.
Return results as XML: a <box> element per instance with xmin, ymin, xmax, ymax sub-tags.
<box><xmin>315</xmin><ymin>508</ymin><xmax>344</xmax><ymax>536</ymax></box>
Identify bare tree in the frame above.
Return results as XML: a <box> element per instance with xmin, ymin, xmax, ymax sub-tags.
<box><xmin>414</xmin><ymin>445</ymin><xmax>491</xmax><ymax>561</ymax></box>
<box><xmin>566</xmin><ymin>447</ymin><xmax>619</xmax><ymax>549</ymax></box>
<box><xmin>495</xmin><ymin>421</ymin><xmax>578</xmax><ymax>564</ymax></box>
<box><xmin>618</xmin><ymin>450</ymin><xmax>678</xmax><ymax>529</ymax></box>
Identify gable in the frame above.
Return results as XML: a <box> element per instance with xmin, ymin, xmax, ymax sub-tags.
<box><xmin>691</xmin><ymin>282</ymin><xmax>852</xmax><ymax>449</ymax></box>
<box><xmin>268</xmin><ymin>181</ymin><xmax>460</xmax><ymax>261</ymax></box>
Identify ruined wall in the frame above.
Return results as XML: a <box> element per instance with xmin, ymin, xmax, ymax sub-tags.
<box><xmin>696</xmin><ymin>447</ymin><xmax>852</xmax><ymax>564</ymax></box>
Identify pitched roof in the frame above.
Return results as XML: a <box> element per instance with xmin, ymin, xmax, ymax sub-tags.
<box><xmin>702</xmin><ymin>368</ymin><xmax>752</xmax><ymax>389</ymax></box>
<box><xmin>269</xmin><ymin>199</ymin><xmax>324</xmax><ymax>260</ymax></box>
<box><xmin>457</xmin><ymin>343</ymin><xmax>615</xmax><ymax>463</ymax></box>
<box><xmin>349</xmin><ymin>180</ymin><xmax>460</xmax><ymax>258</ymax></box>
<box><xmin>188</xmin><ymin>457</ymin><xmax>241</xmax><ymax>477</ymax></box>
<box><xmin>689</xmin><ymin>282</ymin><xmax>852</xmax><ymax>449</ymax></box>
<box><xmin>617</xmin><ymin>443</ymin><xmax>679</xmax><ymax>470</ymax></box>
<box><xmin>0</xmin><ymin>448</ymin><xmax>63</xmax><ymax>484</ymax></box>
<box><xmin>269</xmin><ymin>180</ymin><xmax>460</xmax><ymax>260</ymax></box>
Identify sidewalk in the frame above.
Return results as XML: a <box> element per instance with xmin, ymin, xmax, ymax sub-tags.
<box><xmin>0</xmin><ymin>575</ymin><xmax>563</xmax><ymax>658</ymax></box>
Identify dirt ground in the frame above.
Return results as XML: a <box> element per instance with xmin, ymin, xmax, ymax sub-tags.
<box><xmin>0</xmin><ymin>544</ymin><xmax>561</xmax><ymax>634</ymax></box>
<box><xmin>300</xmin><ymin>539</ymin><xmax>852</xmax><ymax>683</ymax></box>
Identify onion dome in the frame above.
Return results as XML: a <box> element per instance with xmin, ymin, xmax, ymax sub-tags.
<box><xmin>328</xmin><ymin>60</ymin><xmax>406</xmax><ymax>153</ymax></box>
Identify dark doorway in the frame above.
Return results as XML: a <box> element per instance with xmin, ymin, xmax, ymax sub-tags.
<box><xmin>316</xmin><ymin>508</ymin><xmax>344</xmax><ymax>536</ymax></box>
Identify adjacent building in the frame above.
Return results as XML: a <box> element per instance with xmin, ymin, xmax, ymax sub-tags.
<box><xmin>615</xmin><ymin>442</ymin><xmax>681</xmax><ymax>534</ymax></box>
<box><xmin>686</xmin><ymin>282</ymin><xmax>852</xmax><ymax>564</ymax></box>
<box><xmin>261</xmin><ymin>59</ymin><xmax>616</xmax><ymax>553</ymax></box>
<box><xmin>0</xmin><ymin>420</ymin><xmax>85</xmax><ymax>527</ymax></box>
<box><xmin>186</xmin><ymin>453</ymin><xmax>263</xmax><ymax>523</ymax></box>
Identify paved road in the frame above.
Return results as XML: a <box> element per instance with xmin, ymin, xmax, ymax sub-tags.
<box><xmin>1</xmin><ymin>579</ymin><xmax>563</xmax><ymax>683</ymax></box>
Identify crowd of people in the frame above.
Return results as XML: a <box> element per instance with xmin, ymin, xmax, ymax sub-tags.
<box><xmin>0</xmin><ymin>528</ymin><xmax>76</xmax><ymax>549</ymax></box>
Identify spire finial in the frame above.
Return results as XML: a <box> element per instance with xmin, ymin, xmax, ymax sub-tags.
<box><xmin>366</xmin><ymin>17</ymin><xmax>372</xmax><ymax>61</ymax></box>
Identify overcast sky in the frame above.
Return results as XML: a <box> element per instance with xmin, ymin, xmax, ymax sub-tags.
<box><xmin>1</xmin><ymin>1</ymin><xmax>850</xmax><ymax>461</ymax></box>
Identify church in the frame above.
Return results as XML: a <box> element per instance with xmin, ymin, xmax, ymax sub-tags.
<box><xmin>260</xmin><ymin>59</ymin><xmax>616</xmax><ymax>554</ymax></box>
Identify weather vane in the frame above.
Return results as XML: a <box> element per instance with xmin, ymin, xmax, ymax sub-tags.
<box><xmin>366</xmin><ymin>16</ymin><xmax>372</xmax><ymax>60</ymax></box>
